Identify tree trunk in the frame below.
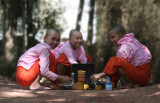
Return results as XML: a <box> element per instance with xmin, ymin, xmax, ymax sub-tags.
<box><xmin>76</xmin><ymin>0</ymin><xmax>84</xmax><ymax>31</ymax></box>
<box><xmin>1</xmin><ymin>0</ymin><xmax>7</xmax><ymax>57</ymax></box>
<box><xmin>1</xmin><ymin>0</ymin><xmax>19</xmax><ymax>77</ymax></box>
<box><xmin>4</xmin><ymin>0</ymin><xmax>17</xmax><ymax>64</ymax></box>
<box><xmin>5</xmin><ymin>25</ymin><xmax>15</xmax><ymax>63</ymax></box>
<box><xmin>85</xmin><ymin>0</ymin><xmax>96</xmax><ymax>61</ymax></box>
<box><xmin>27</xmin><ymin>0</ymin><xmax>38</xmax><ymax>49</ymax></box>
<box><xmin>86</xmin><ymin>0</ymin><xmax>96</xmax><ymax>46</ymax></box>
<box><xmin>95</xmin><ymin>0</ymin><xmax>122</xmax><ymax>73</ymax></box>
<box><xmin>22</xmin><ymin>0</ymin><xmax>28</xmax><ymax>52</ymax></box>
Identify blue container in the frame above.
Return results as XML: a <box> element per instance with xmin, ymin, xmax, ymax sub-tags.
<box><xmin>105</xmin><ymin>77</ymin><xmax>112</xmax><ymax>91</ymax></box>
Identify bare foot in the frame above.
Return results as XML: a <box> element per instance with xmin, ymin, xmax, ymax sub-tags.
<box><xmin>30</xmin><ymin>83</ymin><xmax>52</xmax><ymax>90</ymax></box>
<box><xmin>30</xmin><ymin>85</ymin><xmax>52</xmax><ymax>90</ymax></box>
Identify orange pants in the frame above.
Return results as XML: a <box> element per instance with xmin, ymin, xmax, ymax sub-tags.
<box><xmin>103</xmin><ymin>57</ymin><xmax>151</xmax><ymax>86</ymax></box>
<box><xmin>16</xmin><ymin>53</ymin><xmax>56</xmax><ymax>87</ymax></box>
<box><xmin>54</xmin><ymin>54</ymin><xmax>92</xmax><ymax>77</ymax></box>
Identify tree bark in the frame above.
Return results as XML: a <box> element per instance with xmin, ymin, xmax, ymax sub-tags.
<box><xmin>1</xmin><ymin>0</ymin><xmax>7</xmax><ymax>57</ymax></box>
<box><xmin>76</xmin><ymin>0</ymin><xmax>84</xmax><ymax>31</ymax></box>
<box><xmin>1</xmin><ymin>0</ymin><xmax>19</xmax><ymax>77</ymax></box>
<box><xmin>26</xmin><ymin>0</ymin><xmax>38</xmax><ymax>49</ymax></box>
<box><xmin>95</xmin><ymin>0</ymin><xmax>122</xmax><ymax>73</ymax></box>
<box><xmin>85</xmin><ymin>0</ymin><xmax>96</xmax><ymax>60</ymax></box>
<box><xmin>87</xmin><ymin>0</ymin><xmax>96</xmax><ymax>46</ymax></box>
<box><xmin>22</xmin><ymin>0</ymin><xmax>28</xmax><ymax>52</ymax></box>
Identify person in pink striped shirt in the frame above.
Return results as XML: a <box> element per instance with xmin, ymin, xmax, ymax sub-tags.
<box><xmin>91</xmin><ymin>25</ymin><xmax>152</xmax><ymax>88</ymax></box>
<box><xmin>16</xmin><ymin>28</ymin><xmax>71</xmax><ymax>90</ymax></box>
<box><xmin>55</xmin><ymin>29</ymin><xmax>92</xmax><ymax>77</ymax></box>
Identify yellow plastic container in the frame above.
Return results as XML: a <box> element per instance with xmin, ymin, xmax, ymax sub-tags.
<box><xmin>84</xmin><ymin>84</ymin><xmax>89</xmax><ymax>90</ymax></box>
<box><xmin>77</xmin><ymin>81</ymin><xmax>84</xmax><ymax>85</ymax></box>
<box><xmin>75</xmin><ymin>82</ymin><xmax>84</xmax><ymax>90</ymax></box>
<box><xmin>95</xmin><ymin>85</ymin><xmax>102</xmax><ymax>90</ymax></box>
<box><xmin>78</xmin><ymin>70</ymin><xmax>86</xmax><ymax>82</ymax></box>
<box><xmin>78</xmin><ymin>74</ymin><xmax>85</xmax><ymax>78</ymax></box>
<box><xmin>78</xmin><ymin>77</ymin><xmax>85</xmax><ymax>82</ymax></box>
<box><xmin>78</xmin><ymin>70</ymin><xmax>85</xmax><ymax>76</ymax></box>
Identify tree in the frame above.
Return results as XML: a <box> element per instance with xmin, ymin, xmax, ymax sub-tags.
<box><xmin>86</xmin><ymin>0</ymin><xmax>96</xmax><ymax>54</ymax></box>
<box><xmin>0</xmin><ymin>0</ymin><xmax>65</xmax><ymax>78</ymax></box>
<box><xmin>95</xmin><ymin>0</ymin><xmax>160</xmax><ymax>84</ymax></box>
<box><xmin>0</xmin><ymin>0</ymin><xmax>23</xmax><ymax>76</ymax></box>
<box><xmin>76</xmin><ymin>0</ymin><xmax>85</xmax><ymax>31</ymax></box>
<box><xmin>95</xmin><ymin>0</ymin><xmax>122</xmax><ymax>73</ymax></box>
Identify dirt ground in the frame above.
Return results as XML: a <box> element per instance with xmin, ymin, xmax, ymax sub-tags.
<box><xmin>0</xmin><ymin>75</ymin><xmax>160</xmax><ymax>103</ymax></box>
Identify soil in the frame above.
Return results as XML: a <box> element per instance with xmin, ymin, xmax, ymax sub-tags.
<box><xmin>0</xmin><ymin>75</ymin><xmax>160</xmax><ymax>103</ymax></box>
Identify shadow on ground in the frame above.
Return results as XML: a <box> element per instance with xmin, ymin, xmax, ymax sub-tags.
<box><xmin>0</xmin><ymin>75</ymin><xmax>160</xmax><ymax>103</ymax></box>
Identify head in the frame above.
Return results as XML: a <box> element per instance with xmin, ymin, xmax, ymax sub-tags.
<box><xmin>109</xmin><ymin>25</ymin><xmax>126</xmax><ymax>45</ymax></box>
<box><xmin>44</xmin><ymin>28</ymin><xmax>60</xmax><ymax>49</ymax></box>
<box><xmin>69</xmin><ymin>29</ymin><xmax>83</xmax><ymax>50</ymax></box>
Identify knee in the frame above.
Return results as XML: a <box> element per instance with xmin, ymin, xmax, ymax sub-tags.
<box><xmin>117</xmin><ymin>68</ymin><xmax>123</xmax><ymax>72</ymax></box>
<box><xmin>117</xmin><ymin>68</ymin><xmax>126</xmax><ymax>76</ymax></box>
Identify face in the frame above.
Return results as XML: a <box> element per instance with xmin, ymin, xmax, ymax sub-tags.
<box><xmin>69</xmin><ymin>31</ymin><xmax>83</xmax><ymax>50</ymax></box>
<box><xmin>109</xmin><ymin>30</ymin><xmax>123</xmax><ymax>45</ymax></box>
<box><xmin>44</xmin><ymin>31</ymin><xmax>60</xmax><ymax>49</ymax></box>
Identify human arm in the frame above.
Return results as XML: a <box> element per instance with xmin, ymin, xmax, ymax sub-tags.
<box><xmin>90</xmin><ymin>72</ymin><xmax>106</xmax><ymax>82</ymax></box>
<box><xmin>56</xmin><ymin>75</ymin><xmax>72</xmax><ymax>84</ymax></box>
<box><xmin>141</xmin><ymin>44</ymin><xmax>152</xmax><ymax>58</ymax></box>
<box><xmin>39</xmin><ymin>49</ymin><xmax>72</xmax><ymax>84</ymax></box>
<box><xmin>116</xmin><ymin>44</ymin><xmax>134</xmax><ymax>62</ymax></box>
<box><xmin>78</xmin><ymin>46</ymin><xmax>87</xmax><ymax>64</ymax></box>
<box><xmin>39</xmin><ymin>48</ymin><xmax>59</xmax><ymax>81</ymax></box>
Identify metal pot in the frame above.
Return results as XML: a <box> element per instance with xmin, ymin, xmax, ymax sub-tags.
<box><xmin>59</xmin><ymin>84</ymin><xmax>73</xmax><ymax>90</ymax></box>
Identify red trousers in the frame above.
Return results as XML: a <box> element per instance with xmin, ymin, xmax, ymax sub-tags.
<box><xmin>54</xmin><ymin>54</ymin><xmax>92</xmax><ymax>77</ymax></box>
<box><xmin>16</xmin><ymin>53</ymin><xmax>56</xmax><ymax>87</ymax></box>
<box><xmin>103</xmin><ymin>57</ymin><xmax>151</xmax><ymax>86</ymax></box>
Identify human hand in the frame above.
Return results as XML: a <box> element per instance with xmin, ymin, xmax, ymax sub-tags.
<box><xmin>90</xmin><ymin>72</ymin><xmax>106</xmax><ymax>82</ymax></box>
<box><xmin>57</xmin><ymin>75</ymin><xmax>72</xmax><ymax>84</ymax></box>
<box><xmin>90</xmin><ymin>74</ymin><xmax>101</xmax><ymax>82</ymax></box>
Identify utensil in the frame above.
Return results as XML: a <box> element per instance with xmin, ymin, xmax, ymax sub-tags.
<box><xmin>59</xmin><ymin>83</ymin><xmax>73</xmax><ymax>90</ymax></box>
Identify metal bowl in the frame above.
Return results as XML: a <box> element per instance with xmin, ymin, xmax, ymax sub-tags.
<box><xmin>59</xmin><ymin>84</ymin><xmax>73</xmax><ymax>90</ymax></box>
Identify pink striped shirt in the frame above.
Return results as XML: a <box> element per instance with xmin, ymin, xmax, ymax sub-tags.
<box><xmin>116</xmin><ymin>33</ymin><xmax>152</xmax><ymax>66</ymax></box>
<box><xmin>57</xmin><ymin>41</ymin><xmax>87</xmax><ymax>64</ymax></box>
<box><xmin>51</xmin><ymin>42</ymin><xmax>64</xmax><ymax>59</ymax></box>
<box><xmin>17</xmin><ymin>42</ymin><xmax>58</xmax><ymax>81</ymax></box>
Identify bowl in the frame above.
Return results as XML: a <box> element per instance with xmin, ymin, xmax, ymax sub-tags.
<box><xmin>59</xmin><ymin>84</ymin><xmax>73</xmax><ymax>90</ymax></box>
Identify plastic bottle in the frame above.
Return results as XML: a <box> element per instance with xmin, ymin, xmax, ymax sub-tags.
<box><xmin>105</xmin><ymin>76</ymin><xmax>112</xmax><ymax>91</ymax></box>
<box><xmin>71</xmin><ymin>72</ymin><xmax>75</xmax><ymax>85</ymax></box>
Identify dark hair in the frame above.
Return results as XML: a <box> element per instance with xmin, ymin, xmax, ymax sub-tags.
<box><xmin>45</xmin><ymin>28</ymin><xmax>60</xmax><ymax>37</ymax></box>
<box><xmin>69</xmin><ymin>29</ymin><xmax>81</xmax><ymax>38</ymax></box>
<box><xmin>111</xmin><ymin>25</ymin><xmax>126</xmax><ymax>35</ymax></box>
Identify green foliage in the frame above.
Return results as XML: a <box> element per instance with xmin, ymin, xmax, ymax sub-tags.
<box><xmin>33</xmin><ymin>0</ymin><xmax>66</xmax><ymax>32</ymax></box>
